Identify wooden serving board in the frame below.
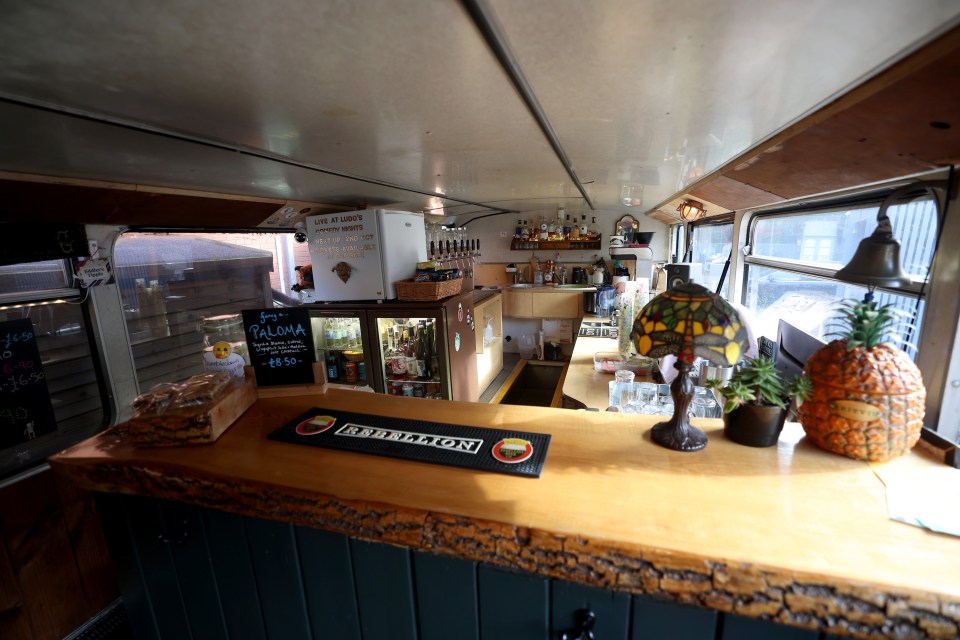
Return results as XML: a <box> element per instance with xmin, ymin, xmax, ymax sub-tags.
<box><xmin>124</xmin><ymin>375</ymin><xmax>257</xmax><ymax>446</ymax></box>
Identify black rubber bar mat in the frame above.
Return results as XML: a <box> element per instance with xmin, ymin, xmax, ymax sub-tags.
<box><xmin>269</xmin><ymin>407</ymin><xmax>550</xmax><ymax>478</ymax></box>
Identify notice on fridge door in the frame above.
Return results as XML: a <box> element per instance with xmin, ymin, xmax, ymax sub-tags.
<box><xmin>242</xmin><ymin>308</ymin><xmax>316</xmax><ymax>386</ymax></box>
<box><xmin>306</xmin><ymin>210</ymin><xmax>384</xmax><ymax>301</ymax></box>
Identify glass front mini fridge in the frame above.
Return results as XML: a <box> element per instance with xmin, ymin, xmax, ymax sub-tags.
<box><xmin>309</xmin><ymin>291</ymin><xmax>478</xmax><ymax>402</ymax></box>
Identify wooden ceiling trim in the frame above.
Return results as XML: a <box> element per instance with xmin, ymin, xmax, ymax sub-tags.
<box><xmin>660</xmin><ymin>25</ymin><xmax>960</xmax><ymax>213</ymax></box>
<box><xmin>0</xmin><ymin>177</ymin><xmax>285</xmax><ymax>228</ymax></box>
<box><xmin>689</xmin><ymin>176</ymin><xmax>784</xmax><ymax>212</ymax></box>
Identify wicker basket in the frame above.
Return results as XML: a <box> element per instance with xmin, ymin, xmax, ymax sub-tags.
<box><xmin>395</xmin><ymin>277</ymin><xmax>463</xmax><ymax>301</ymax></box>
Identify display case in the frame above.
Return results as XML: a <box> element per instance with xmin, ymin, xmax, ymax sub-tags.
<box><xmin>309</xmin><ymin>293</ymin><xmax>479</xmax><ymax>402</ymax></box>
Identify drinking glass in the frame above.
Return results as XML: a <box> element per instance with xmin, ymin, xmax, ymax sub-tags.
<box><xmin>631</xmin><ymin>382</ymin><xmax>656</xmax><ymax>414</ymax></box>
<box><xmin>620</xmin><ymin>382</ymin><xmax>641</xmax><ymax>414</ymax></box>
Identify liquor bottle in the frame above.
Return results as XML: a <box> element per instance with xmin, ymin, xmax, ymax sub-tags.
<box><xmin>590</xmin><ymin>216</ymin><xmax>599</xmax><ymax>240</ymax></box>
<box><xmin>515</xmin><ymin>219</ymin><xmax>523</xmax><ymax>239</ymax></box>
<box><xmin>555</xmin><ymin>209</ymin><xmax>565</xmax><ymax>240</ymax></box>
<box><xmin>416</xmin><ymin>321</ymin><xmax>428</xmax><ymax>380</ymax></box>
<box><xmin>570</xmin><ymin>217</ymin><xmax>580</xmax><ymax>240</ymax></box>
<box><xmin>325</xmin><ymin>350</ymin><xmax>340</xmax><ymax>381</ymax></box>
<box><xmin>539</xmin><ymin>216</ymin><xmax>548</xmax><ymax>241</ymax></box>
<box><xmin>563</xmin><ymin>213</ymin><xmax>572</xmax><ymax>240</ymax></box>
<box><xmin>520</xmin><ymin>220</ymin><xmax>529</xmax><ymax>241</ymax></box>
<box><xmin>580</xmin><ymin>214</ymin><xmax>589</xmax><ymax>238</ymax></box>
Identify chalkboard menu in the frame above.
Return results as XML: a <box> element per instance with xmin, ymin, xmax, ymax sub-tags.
<box><xmin>241</xmin><ymin>308</ymin><xmax>316</xmax><ymax>387</ymax></box>
<box><xmin>0</xmin><ymin>223</ymin><xmax>87</xmax><ymax>267</ymax></box>
<box><xmin>0</xmin><ymin>318</ymin><xmax>57</xmax><ymax>449</ymax></box>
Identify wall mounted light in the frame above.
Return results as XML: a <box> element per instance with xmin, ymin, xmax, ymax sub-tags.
<box><xmin>677</xmin><ymin>199</ymin><xmax>706</xmax><ymax>221</ymax></box>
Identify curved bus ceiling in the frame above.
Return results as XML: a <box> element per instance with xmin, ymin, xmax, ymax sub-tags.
<box><xmin>0</xmin><ymin>0</ymin><xmax>959</xmax><ymax>227</ymax></box>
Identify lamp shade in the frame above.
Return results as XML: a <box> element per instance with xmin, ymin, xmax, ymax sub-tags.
<box><xmin>632</xmin><ymin>282</ymin><xmax>749</xmax><ymax>368</ymax></box>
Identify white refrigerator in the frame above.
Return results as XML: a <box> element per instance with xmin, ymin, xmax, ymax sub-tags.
<box><xmin>306</xmin><ymin>209</ymin><xmax>426</xmax><ymax>302</ymax></box>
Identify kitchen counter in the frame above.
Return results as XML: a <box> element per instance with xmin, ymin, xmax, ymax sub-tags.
<box><xmin>561</xmin><ymin>314</ymin><xmax>652</xmax><ymax>409</ymax></box>
<box><xmin>50</xmin><ymin>388</ymin><xmax>960</xmax><ymax>638</ymax></box>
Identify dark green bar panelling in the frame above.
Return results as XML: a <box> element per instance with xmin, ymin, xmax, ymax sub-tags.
<box><xmin>722</xmin><ymin>614</ymin><xmax>820</xmax><ymax>640</ymax></box>
<box><xmin>201</xmin><ymin>508</ymin><xmax>268</xmax><ymax>640</ymax></box>
<box><xmin>478</xmin><ymin>566</ymin><xmax>549</xmax><ymax>640</ymax></box>
<box><xmin>295</xmin><ymin>527</ymin><xmax>362</xmax><ymax>640</ymax></box>
<box><xmin>631</xmin><ymin>596</ymin><xmax>718</xmax><ymax>640</ymax></box>
<box><xmin>160</xmin><ymin>502</ymin><xmax>228</xmax><ymax>640</ymax></box>
<box><xmin>552</xmin><ymin>580</ymin><xmax>631</xmax><ymax>639</ymax></box>
<box><xmin>95</xmin><ymin>495</ymin><xmax>842</xmax><ymax>640</ymax></box>
<box><xmin>124</xmin><ymin>497</ymin><xmax>194</xmax><ymax>639</ymax></box>
<box><xmin>350</xmin><ymin>538</ymin><xmax>419</xmax><ymax>640</ymax></box>
<box><xmin>94</xmin><ymin>494</ymin><xmax>160</xmax><ymax>640</ymax></box>
<box><xmin>245</xmin><ymin>518</ymin><xmax>313</xmax><ymax>639</ymax></box>
<box><xmin>414</xmin><ymin>551</ymin><xmax>480</xmax><ymax>640</ymax></box>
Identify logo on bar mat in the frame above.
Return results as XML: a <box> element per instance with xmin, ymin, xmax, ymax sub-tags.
<box><xmin>295</xmin><ymin>415</ymin><xmax>337</xmax><ymax>435</ymax></box>
<box><xmin>491</xmin><ymin>438</ymin><xmax>534</xmax><ymax>464</ymax></box>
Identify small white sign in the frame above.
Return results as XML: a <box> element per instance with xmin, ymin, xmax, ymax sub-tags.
<box><xmin>76</xmin><ymin>258</ymin><xmax>115</xmax><ymax>288</ymax></box>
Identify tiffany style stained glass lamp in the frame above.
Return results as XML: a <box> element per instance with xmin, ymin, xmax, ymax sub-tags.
<box><xmin>632</xmin><ymin>282</ymin><xmax>750</xmax><ymax>451</ymax></box>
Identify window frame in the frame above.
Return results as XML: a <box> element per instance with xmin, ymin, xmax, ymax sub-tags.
<box><xmin>728</xmin><ymin>168</ymin><xmax>958</xmax><ymax>443</ymax></box>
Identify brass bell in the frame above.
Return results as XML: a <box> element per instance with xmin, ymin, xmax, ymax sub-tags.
<box><xmin>833</xmin><ymin>182</ymin><xmax>944</xmax><ymax>289</ymax></box>
<box><xmin>834</xmin><ymin>226</ymin><xmax>911</xmax><ymax>288</ymax></box>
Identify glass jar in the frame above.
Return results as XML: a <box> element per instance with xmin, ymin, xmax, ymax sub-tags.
<box><xmin>200</xmin><ymin>314</ymin><xmax>249</xmax><ymax>365</ymax></box>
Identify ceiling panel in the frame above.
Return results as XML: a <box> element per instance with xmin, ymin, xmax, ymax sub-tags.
<box><xmin>0</xmin><ymin>0</ymin><xmax>958</xmax><ymax>223</ymax></box>
<box><xmin>488</xmin><ymin>0</ymin><xmax>960</xmax><ymax>212</ymax></box>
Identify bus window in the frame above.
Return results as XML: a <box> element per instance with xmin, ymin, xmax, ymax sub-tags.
<box><xmin>689</xmin><ymin>218</ymin><xmax>734</xmax><ymax>297</ymax></box>
<box><xmin>114</xmin><ymin>230</ymin><xmax>308</xmax><ymax>390</ymax></box>
<box><xmin>0</xmin><ymin>261</ymin><xmax>107</xmax><ymax>478</ymax></box>
<box><xmin>742</xmin><ymin>194</ymin><xmax>938</xmax><ymax>360</ymax></box>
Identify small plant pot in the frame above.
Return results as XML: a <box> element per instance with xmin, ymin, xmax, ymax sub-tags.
<box><xmin>724</xmin><ymin>404</ymin><xmax>788</xmax><ymax>447</ymax></box>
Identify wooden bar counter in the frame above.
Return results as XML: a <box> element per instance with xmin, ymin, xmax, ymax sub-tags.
<box><xmin>51</xmin><ymin>389</ymin><xmax>960</xmax><ymax>639</ymax></box>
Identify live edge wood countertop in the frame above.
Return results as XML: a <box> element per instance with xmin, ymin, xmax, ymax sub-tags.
<box><xmin>50</xmin><ymin>389</ymin><xmax>960</xmax><ymax>639</ymax></box>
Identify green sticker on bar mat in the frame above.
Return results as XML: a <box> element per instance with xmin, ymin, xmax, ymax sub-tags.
<box><xmin>269</xmin><ymin>408</ymin><xmax>550</xmax><ymax>478</ymax></box>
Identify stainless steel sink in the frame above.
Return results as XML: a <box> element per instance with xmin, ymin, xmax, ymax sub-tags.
<box><xmin>508</xmin><ymin>283</ymin><xmax>537</xmax><ymax>288</ymax></box>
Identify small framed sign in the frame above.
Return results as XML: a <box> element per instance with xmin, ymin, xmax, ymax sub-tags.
<box><xmin>241</xmin><ymin>308</ymin><xmax>316</xmax><ymax>386</ymax></box>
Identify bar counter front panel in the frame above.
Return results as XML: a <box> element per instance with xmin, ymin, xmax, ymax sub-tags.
<box><xmin>51</xmin><ymin>390</ymin><xmax>960</xmax><ymax>639</ymax></box>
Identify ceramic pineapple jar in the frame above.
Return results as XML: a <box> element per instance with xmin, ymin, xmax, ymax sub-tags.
<box><xmin>797</xmin><ymin>299</ymin><xmax>925</xmax><ymax>462</ymax></box>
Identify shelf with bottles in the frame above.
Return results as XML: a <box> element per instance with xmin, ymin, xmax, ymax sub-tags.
<box><xmin>509</xmin><ymin>210</ymin><xmax>602</xmax><ymax>251</ymax></box>
<box><xmin>321</xmin><ymin>348</ymin><xmax>369</xmax><ymax>387</ymax></box>
<box><xmin>379</xmin><ymin>317</ymin><xmax>446</xmax><ymax>400</ymax></box>
<box><xmin>510</xmin><ymin>239</ymin><xmax>601</xmax><ymax>251</ymax></box>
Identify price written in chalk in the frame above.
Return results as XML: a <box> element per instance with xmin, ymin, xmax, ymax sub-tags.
<box><xmin>2</xmin><ymin>329</ymin><xmax>34</xmax><ymax>350</ymax></box>
<box><xmin>268</xmin><ymin>356</ymin><xmax>301</xmax><ymax>368</ymax></box>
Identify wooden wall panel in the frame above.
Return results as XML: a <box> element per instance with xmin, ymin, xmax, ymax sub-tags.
<box><xmin>245</xmin><ymin>518</ymin><xmax>313</xmax><ymax>639</ymax></box>
<box><xmin>631</xmin><ymin>597</ymin><xmax>719</xmax><ymax>640</ymax></box>
<box><xmin>0</xmin><ymin>469</ymin><xmax>94</xmax><ymax>639</ymax></box>
<box><xmin>350</xmin><ymin>538</ymin><xmax>418</xmax><ymax>640</ymax></box>
<box><xmin>414</xmin><ymin>551</ymin><xmax>479</xmax><ymax>640</ymax></box>
<box><xmin>477</xmin><ymin>566</ymin><xmax>549</xmax><ymax>640</ymax></box>
<box><xmin>296</xmin><ymin>528</ymin><xmax>361</xmax><ymax>640</ymax></box>
<box><xmin>160</xmin><ymin>502</ymin><xmax>228</xmax><ymax>640</ymax></box>
<box><xmin>721</xmin><ymin>613</ymin><xmax>819</xmax><ymax>640</ymax></box>
<box><xmin>201</xmin><ymin>509</ymin><xmax>268</xmax><ymax>640</ymax></box>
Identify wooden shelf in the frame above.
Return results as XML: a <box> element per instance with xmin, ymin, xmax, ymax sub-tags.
<box><xmin>510</xmin><ymin>239</ymin><xmax>601</xmax><ymax>251</ymax></box>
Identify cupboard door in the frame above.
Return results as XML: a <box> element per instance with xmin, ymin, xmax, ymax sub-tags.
<box><xmin>414</xmin><ymin>551</ymin><xmax>479</xmax><ymax>640</ymax></box>
<box><xmin>552</xmin><ymin>580</ymin><xmax>631</xmax><ymax>639</ymax></box>
<box><xmin>533</xmin><ymin>293</ymin><xmax>580</xmax><ymax>319</ymax></box>
<box><xmin>503</xmin><ymin>290</ymin><xmax>533</xmax><ymax>317</ymax></box>
<box><xmin>478</xmin><ymin>566</ymin><xmax>548</xmax><ymax>640</ymax></box>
